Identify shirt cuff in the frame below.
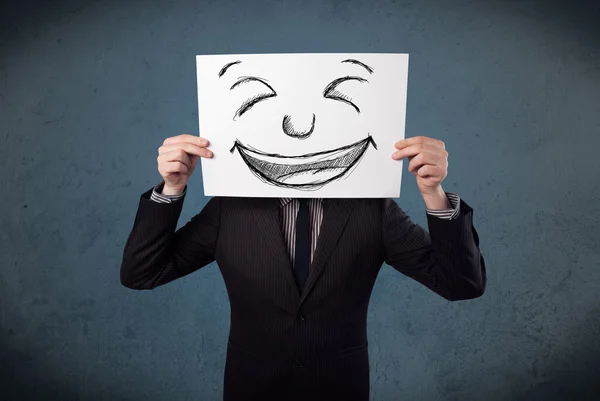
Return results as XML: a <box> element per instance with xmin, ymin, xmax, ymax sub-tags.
<box><xmin>149</xmin><ymin>181</ymin><xmax>187</xmax><ymax>204</ymax></box>
<box><xmin>425</xmin><ymin>192</ymin><xmax>461</xmax><ymax>220</ymax></box>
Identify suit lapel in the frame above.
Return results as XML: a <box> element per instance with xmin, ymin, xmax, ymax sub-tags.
<box><xmin>299</xmin><ymin>198</ymin><xmax>354</xmax><ymax>305</ymax></box>
<box><xmin>249</xmin><ymin>198</ymin><xmax>300</xmax><ymax>298</ymax></box>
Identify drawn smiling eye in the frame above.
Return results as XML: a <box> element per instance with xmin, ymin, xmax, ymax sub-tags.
<box><xmin>323</xmin><ymin>76</ymin><xmax>368</xmax><ymax>114</ymax></box>
<box><xmin>230</xmin><ymin>76</ymin><xmax>277</xmax><ymax>119</ymax></box>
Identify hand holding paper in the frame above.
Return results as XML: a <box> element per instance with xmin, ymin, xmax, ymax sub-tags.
<box><xmin>157</xmin><ymin>134</ymin><xmax>213</xmax><ymax>195</ymax></box>
<box><xmin>393</xmin><ymin>135</ymin><xmax>451</xmax><ymax>208</ymax></box>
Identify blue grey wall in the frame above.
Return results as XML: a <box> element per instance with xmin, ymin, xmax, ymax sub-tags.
<box><xmin>1</xmin><ymin>0</ymin><xmax>599</xmax><ymax>400</ymax></box>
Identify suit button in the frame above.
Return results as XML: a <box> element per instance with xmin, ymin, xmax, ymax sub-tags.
<box><xmin>296</xmin><ymin>359</ymin><xmax>303</xmax><ymax>368</ymax></box>
<box><xmin>298</xmin><ymin>313</ymin><xmax>305</xmax><ymax>321</ymax></box>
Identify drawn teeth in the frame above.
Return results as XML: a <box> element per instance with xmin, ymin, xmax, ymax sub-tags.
<box><xmin>242</xmin><ymin>143</ymin><xmax>367</xmax><ymax>181</ymax></box>
<box><xmin>231</xmin><ymin>136</ymin><xmax>376</xmax><ymax>189</ymax></box>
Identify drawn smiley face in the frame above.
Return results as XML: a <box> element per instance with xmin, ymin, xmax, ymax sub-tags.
<box><xmin>218</xmin><ymin>58</ymin><xmax>378</xmax><ymax>190</ymax></box>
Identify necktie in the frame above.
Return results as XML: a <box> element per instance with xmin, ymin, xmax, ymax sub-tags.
<box><xmin>294</xmin><ymin>198</ymin><xmax>310</xmax><ymax>293</ymax></box>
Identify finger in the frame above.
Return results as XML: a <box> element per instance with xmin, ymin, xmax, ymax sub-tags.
<box><xmin>408</xmin><ymin>153</ymin><xmax>448</xmax><ymax>173</ymax></box>
<box><xmin>394</xmin><ymin>143</ymin><xmax>448</xmax><ymax>158</ymax></box>
<box><xmin>417</xmin><ymin>165</ymin><xmax>444</xmax><ymax>181</ymax></box>
<box><xmin>163</xmin><ymin>134</ymin><xmax>209</xmax><ymax>147</ymax></box>
<box><xmin>161</xmin><ymin>161</ymin><xmax>189</xmax><ymax>174</ymax></box>
<box><xmin>393</xmin><ymin>144</ymin><xmax>448</xmax><ymax>160</ymax></box>
<box><xmin>407</xmin><ymin>152</ymin><xmax>445</xmax><ymax>173</ymax></box>
<box><xmin>417</xmin><ymin>164</ymin><xmax>433</xmax><ymax>177</ymax></box>
<box><xmin>159</xmin><ymin>143</ymin><xmax>213</xmax><ymax>158</ymax></box>
<box><xmin>159</xmin><ymin>150</ymin><xmax>192</xmax><ymax>169</ymax></box>
<box><xmin>395</xmin><ymin>136</ymin><xmax>445</xmax><ymax>150</ymax></box>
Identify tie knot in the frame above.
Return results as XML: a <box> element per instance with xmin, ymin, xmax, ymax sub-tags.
<box><xmin>298</xmin><ymin>198</ymin><xmax>308</xmax><ymax>208</ymax></box>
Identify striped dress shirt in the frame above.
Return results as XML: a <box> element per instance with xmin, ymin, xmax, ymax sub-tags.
<box><xmin>150</xmin><ymin>182</ymin><xmax>461</xmax><ymax>266</ymax></box>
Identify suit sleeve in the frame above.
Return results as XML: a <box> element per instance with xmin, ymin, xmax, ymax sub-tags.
<box><xmin>120</xmin><ymin>187</ymin><xmax>220</xmax><ymax>290</ymax></box>
<box><xmin>382</xmin><ymin>197</ymin><xmax>486</xmax><ymax>301</ymax></box>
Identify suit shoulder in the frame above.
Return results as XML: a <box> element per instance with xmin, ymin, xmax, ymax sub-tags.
<box><xmin>349</xmin><ymin>198</ymin><xmax>393</xmax><ymax>218</ymax></box>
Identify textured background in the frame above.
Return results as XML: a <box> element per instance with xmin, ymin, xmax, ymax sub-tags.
<box><xmin>1</xmin><ymin>0</ymin><xmax>599</xmax><ymax>400</ymax></box>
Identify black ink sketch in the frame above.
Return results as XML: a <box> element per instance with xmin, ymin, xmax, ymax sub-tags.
<box><xmin>229</xmin><ymin>135</ymin><xmax>378</xmax><ymax>190</ymax></box>
<box><xmin>218</xmin><ymin>58</ymin><xmax>378</xmax><ymax>190</ymax></box>
<box><xmin>218</xmin><ymin>60</ymin><xmax>242</xmax><ymax>77</ymax></box>
<box><xmin>230</xmin><ymin>76</ymin><xmax>278</xmax><ymax>119</ymax></box>
<box><xmin>282</xmin><ymin>114</ymin><xmax>316</xmax><ymax>139</ymax></box>
<box><xmin>323</xmin><ymin>76</ymin><xmax>368</xmax><ymax>114</ymax></box>
<box><xmin>341</xmin><ymin>59</ymin><xmax>374</xmax><ymax>74</ymax></box>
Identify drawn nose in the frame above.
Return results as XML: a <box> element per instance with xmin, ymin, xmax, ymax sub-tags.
<box><xmin>282</xmin><ymin>114</ymin><xmax>316</xmax><ymax>139</ymax></box>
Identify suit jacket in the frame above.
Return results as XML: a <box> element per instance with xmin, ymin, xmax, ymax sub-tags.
<box><xmin>120</xmin><ymin>188</ymin><xmax>486</xmax><ymax>401</ymax></box>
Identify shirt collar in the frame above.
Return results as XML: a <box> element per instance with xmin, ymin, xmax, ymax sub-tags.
<box><xmin>279</xmin><ymin>198</ymin><xmax>323</xmax><ymax>207</ymax></box>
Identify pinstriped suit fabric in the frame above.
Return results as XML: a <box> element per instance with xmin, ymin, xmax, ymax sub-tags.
<box><xmin>149</xmin><ymin>182</ymin><xmax>460</xmax><ymax>268</ymax></box>
<box><xmin>122</xmin><ymin>187</ymin><xmax>486</xmax><ymax>401</ymax></box>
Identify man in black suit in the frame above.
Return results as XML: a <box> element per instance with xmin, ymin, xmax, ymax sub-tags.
<box><xmin>120</xmin><ymin>133</ymin><xmax>486</xmax><ymax>401</ymax></box>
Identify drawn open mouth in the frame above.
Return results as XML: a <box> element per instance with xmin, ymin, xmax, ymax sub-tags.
<box><xmin>229</xmin><ymin>136</ymin><xmax>377</xmax><ymax>189</ymax></box>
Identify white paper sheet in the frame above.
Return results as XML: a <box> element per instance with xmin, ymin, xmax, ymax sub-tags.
<box><xmin>196</xmin><ymin>53</ymin><xmax>409</xmax><ymax>198</ymax></box>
